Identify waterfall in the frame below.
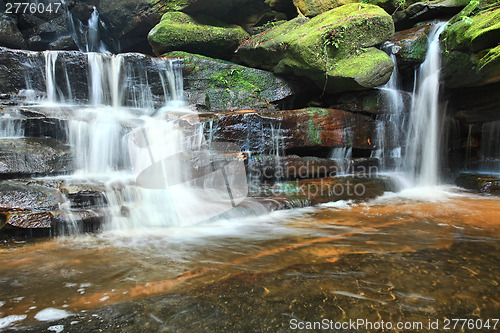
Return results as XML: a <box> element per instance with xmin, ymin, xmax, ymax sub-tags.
<box><xmin>330</xmin><ymin>146</ymin><xmax>352</xmax><ymax>175</ymax></box>
<box><xmin>372</xmin><ymin>53</ymin><xmax>405</xmax><ymax>171</ymax></box>
<box><xmin>35</xmin><ymin>48</ymin><xmax>248</xmax><ymax>230</ymax></box>
<box><xmin>480</xmin><ymin>120</ymin><xmax>500</xmax><ymax>173</ymax></box>
<box><xmin>44</xmin><ymin>51</ymin><xmax>59</xmax><ymax>104</ymax></box>
<box><xmin>402</xmin><ymin>22</ymin><xmax>448</xmax><ymax>186</ymax></box>
<box><xmin>67</xmin><ymin>7</ymin><xmax>112</xmax><ymax>53</ymax></box>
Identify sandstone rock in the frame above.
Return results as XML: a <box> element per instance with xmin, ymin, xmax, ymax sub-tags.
<box><xmin>252</xmin><ymin>175</ymin><xmax>397</xmax><ymax>206</ymax></box>
<box><xmin>247</xmin><ymin>155</ymin><xmax>341</xmax><ymax>181</ymax></box>
<box><xmin>196</xmin><ymin>107</ymin><xmax>376</xmax><ymax>153</ymax></box>
<box><xmin>0</xmin><ymin>138</ymin><xmax>73</xmax><ymax>177</ymax></box>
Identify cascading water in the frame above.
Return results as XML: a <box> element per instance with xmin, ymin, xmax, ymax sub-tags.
<box><xmin>402</xmin><ymin>23</ymin><xmax>448</xmax><ymax>186</ymax></box>
<box><xmin>480</xmin><ymin>120</ymin><xmax>500</xmax><ymax>173</ymax></box>
<box><xmin>371</xmin><ymin>52</ymin><xmax>405</xmax><ymax>171</ymax></box>
<box><xmin>68</xmin><ymin>7</ymin><xmax>112</xmax><ymax>53</ymax></box>
<box><xmin>401</xmin><ymin>22</ymin><xmax>448</xmax><ymax>186</ymax></box>
<box><xmin>36</xmin><ymin>48</ymin><xmax>248</xmax><ymax>231</ymax></box>
<box><xmin>330</xmin><ymin>146</ymin><xmax>352</xmax><ymax>175</ymax></box>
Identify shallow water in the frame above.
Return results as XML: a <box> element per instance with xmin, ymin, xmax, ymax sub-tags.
<box><xmin>1</xmin><ymin>187</ymin><xmax>499</xmax><ymax>331</ymax></box>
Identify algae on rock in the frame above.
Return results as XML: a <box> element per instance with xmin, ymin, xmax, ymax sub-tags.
<box><xmin>165</xmin><ymin>51</ymin><xmax>298</xmax><ymax>111</ymax></box>
<box><xmin>237</xmin><ymin>3</ymin><xmax>395</xmax><ymax>94</ymax></box>
<box><xmin>441</xmin><ymin>0</ymin><xmax>500</xmax><ymax>87</ymax></box>
<box><xmin>148</xmin><ymin>12</ymin><xmax>249</xmax><ymax>59</ymax></box>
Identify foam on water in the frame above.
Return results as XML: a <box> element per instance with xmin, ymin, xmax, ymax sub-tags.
<box><xmin>34</xmin><ymin>308</ymin><xmax>73</xmax><ymax>322</ymax></box>
<box><xmin>0</xmin><ymin>315</ymin><xmax>27</xmax><ymax>329</ymax></box>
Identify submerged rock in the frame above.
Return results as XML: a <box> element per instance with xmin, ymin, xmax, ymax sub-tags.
<box><xmin>441</xmin><ymin>0</ymin><xmax>500</xmax><ymax>87</ymax></box>
<box><xmin>237</xmin><ymin>4</ymin><xmax>395</xmax><ymax>93</ymax></box>
<box><xmin>148</xmin><ymin>12</ymin><xmax>249</xmax><ymax>59</ymax></box>
<box><xmin>166</xmin><ymin>51</ymin><xmax>300</xmax><ymax>111</ymax></box>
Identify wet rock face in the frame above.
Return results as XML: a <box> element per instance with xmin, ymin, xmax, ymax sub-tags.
<box><xmin>237</xmin><ymin>4</ymin><xmax>395</xmax><ymax>94</ymax></box>
<box><xmin>0</xmin><ymin>47</ymin><xmax>180</xmax><ymax>107</ymax></box>
<box><xmin>446</xmin><ymin>82</ymin><xmax>500</xmax><ymax>123</ymax></box>
<box><xmin>385</xmin><ymin>24</ymin><xmax>432</xmax><ymax>68</ymax></box>
<box><xmin>166</xmin><ymin>51</ymin><xmax>300</xmax><ymax>111</ymax></box>
<box><xmin>328</xmin><ymin>89</ymin><xmax>412</xmax><ymax>114</ymax></box>
<box><xmin>199</xmin><ymin>107</ymin><xmax>376</xmax><ymax>153</ymax></box>
<box><xmin>0</xmin><ymin>180</ymin><xmax>65</xmax><ymax>211</ymax></box>
<box><xmin>0</xmin><ymin>138</ymin><xmax>73</xmax><ymax>178</ymax></box>
<box><xmin>0</xmin><ymin>179</ymin><xmax>108</xmax><ymax>230</ymax></box>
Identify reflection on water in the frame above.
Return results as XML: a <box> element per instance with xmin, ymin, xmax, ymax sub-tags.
<box><xmin>1</xmin><ymin>187</ymin><xmax>499</xmax><ymax>331</ymax></box>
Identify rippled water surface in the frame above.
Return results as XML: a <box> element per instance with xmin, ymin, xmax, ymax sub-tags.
<box><xmin>1</xmin><ymin>187</ymin><xmax>499</xmax><ymax>331</ymax></box>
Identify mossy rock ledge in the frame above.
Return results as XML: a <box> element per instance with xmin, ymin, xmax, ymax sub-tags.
<box><xmin>441</xmin><ymin>0</ymin><xmax>500</xmax><ymax>87</ymax></box>
<box><xmin>237</xmin><ymin>3</ymin><xmax>395</xmax><ymax>94</ymax></box>
<box><xmin>148</xmin><ymin>12</ymin><xmax>249</xmax><ymax>59</ymax></box>
<box><xmin>164</xmin><ymin>51</ymin><xmax>299</xmax><ymax>111</ymax></box>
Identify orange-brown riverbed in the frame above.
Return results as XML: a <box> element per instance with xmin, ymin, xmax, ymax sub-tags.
<box><xmin>1</xmin><ymin>186</ymin><xmax>499</xmax><ymax>332</ymax></box>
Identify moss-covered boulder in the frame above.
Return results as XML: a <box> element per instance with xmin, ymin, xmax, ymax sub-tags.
<box><xmin>237</xmin><ymin>3</ymin><xmax>395</xmax><ymax>94</ymax></box>
<box><xmin>293</xmin><ymin>0</ymin><xmax>399</xmax><ymax>17</ymax></box>
<box><xmin>441</xmin><ymin>0</ymin><xmax>500</xmax><ymax>87</ymax></box>
<box><xmin>148</xmin><ymin>12</ymin><xmax>249</xmax><ymax>59</ymax></box>
<box><xmin>164</xmin><ymin>51</ymin><xmax>299</xmax><ymax>111</ymax></box>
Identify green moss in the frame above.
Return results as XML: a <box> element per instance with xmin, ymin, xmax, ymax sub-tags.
<box><xmin>148</xmin><ymin>12</ymin><xmax>249</xmax><ymax>58</ymax></box>
<box><xmin>444</xmin><ymin>5</ymin><xmax>500</xmax><ymax>52</ymax></box>
<box><xmin>238</xmin><ymin>3</ymin><xmax>394</xmax><ymax>93</ymax></box>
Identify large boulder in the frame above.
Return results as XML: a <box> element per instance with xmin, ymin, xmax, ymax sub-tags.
<box><xmin>237</xmin><ymin>4</ymin><xmax>395</xmax><ymax>94</ymax></box>
<box><xmin>441</xmin><ymin>0</ymin><xmax>500</xmax><ymax>87</ymax></box>
<box><xmin>166</xmin><ymin>51</ymin><xmax>300</xmax><ymax>111</ymax></box>
<box><xmin>148</xmin><ymin>12</ymin><xmax>249</xmax><ymax>59</ymax></box>
<box><xmin>293</xmin><ymin>0</ymin><xmax>399</xmax><ymax>17</ymax></box>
